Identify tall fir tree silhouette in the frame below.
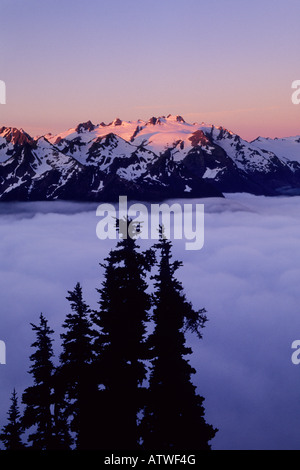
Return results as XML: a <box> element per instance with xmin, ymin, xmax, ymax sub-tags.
<box><xmin>22</xmin><ymin>313</ymin><xmax>58</xmax><ymax>450</ymax></box>
<box><xmin>141</xmin><ymin>229</ymin><xmax>218</xmax><ymax>450</ymax></box>
<box><xmin>0</xmin><ymin>389</ymin><xmax>25</xmax><ymax>450</ymax></box>
<box><xmin>92</xmin><ymin>218</ymin><xmax>155</xmax><ymax>450</ymax></box>
<box><xmin>56</xmin><ymin>282</ymin><xmax>97</xmax><ymax>449</ymax></box>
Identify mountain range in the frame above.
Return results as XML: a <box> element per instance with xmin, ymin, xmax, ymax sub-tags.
<box><xmin>0</xmin><ymin>115</ymin><xmax>299</xmax><ymax>201</ymax></box>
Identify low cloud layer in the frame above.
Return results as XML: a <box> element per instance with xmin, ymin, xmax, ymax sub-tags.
<box><xmin>0</xmin><ymin>194</ymin><xmax>300</xmax><ymax>450</ymax></box>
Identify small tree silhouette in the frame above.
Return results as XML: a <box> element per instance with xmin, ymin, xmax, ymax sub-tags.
<box><xmin>21</xmin><ymin>313</ymin><xmax>58</xmax><ymax>449</ymax></box>
<box><xmin>0</xmin><ymin>389</ymin><xmax>25</xmax><ymax>450</ymax></box>
<box><xmin>56</xmin><ymin>282</ymin><xmax>97</xmax><ymax>449</ymax></box>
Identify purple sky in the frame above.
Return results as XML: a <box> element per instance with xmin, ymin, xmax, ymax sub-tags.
<box><xmin>0</xmin><ymin>0</ymin><xmax>299</xmax><ymax>140</ymax></box>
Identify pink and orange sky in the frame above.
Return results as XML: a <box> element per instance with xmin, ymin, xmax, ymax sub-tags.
<box><xmin>0</xmin><ymin>0</ymin><xmax>299</xmax><ymax>141</ymax></box>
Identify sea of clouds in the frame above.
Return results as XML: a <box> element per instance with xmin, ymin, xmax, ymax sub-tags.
<box><xmin>0</xmin><ymin>193</ymin><xmax>300</xmax><ymax>450</ymax></box>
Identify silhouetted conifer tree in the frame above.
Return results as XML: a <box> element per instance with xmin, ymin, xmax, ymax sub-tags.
<box><xmin>0</xmin><ymin>389</ymin><xmax>25</xmax><ymax>450</ymax></box>
<box><xmin>56</xmin><ymin>282</ymin><xmax>97</xmax><ymax>449</ymax></box>
<box><xmin>22</xmin><ymin>313</ymin><xmax>59</xmax><ymax>449</ymax></box>
<box><xmin>92</xmin><ymin>218</ymin><xmax>155</xmax><ymax>449</ymax></box>
<box><xmin>141</xmin><ymin>229</ymin><xmax>218</xmax><ymax>450</ymax></box>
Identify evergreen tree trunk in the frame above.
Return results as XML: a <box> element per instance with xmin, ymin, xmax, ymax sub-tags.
<box><xmin>92</xmin><ymin>218</ymin><xmax>155</xmax><ymax>450</ymax></box>
<box><xmin>141</xmin><ymin>232</ymin><xmax>218</xmax><ymax>450</ymax></box>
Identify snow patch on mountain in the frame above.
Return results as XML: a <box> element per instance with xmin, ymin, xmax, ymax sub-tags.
<box><xmin>251</xmin><ymin>136</ymin><xmax>300</xmax><ymax>164</ymax></box>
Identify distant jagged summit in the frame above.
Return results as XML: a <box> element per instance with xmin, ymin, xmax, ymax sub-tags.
<box><xmin>75</xmin><ymin>120</ymin><xmax>95</xmax><ymax>133</ymax></box>
<box><xmin>0</xmin><ymin>126</ymin><xmax>32</xmax><ymax>146</ymax></box>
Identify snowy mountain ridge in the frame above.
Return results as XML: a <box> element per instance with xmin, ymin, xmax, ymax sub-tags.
<box><xmin>0</xmin><ymin>115</ymin><xmax>299</xmax><ymax>201</ymax></box>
